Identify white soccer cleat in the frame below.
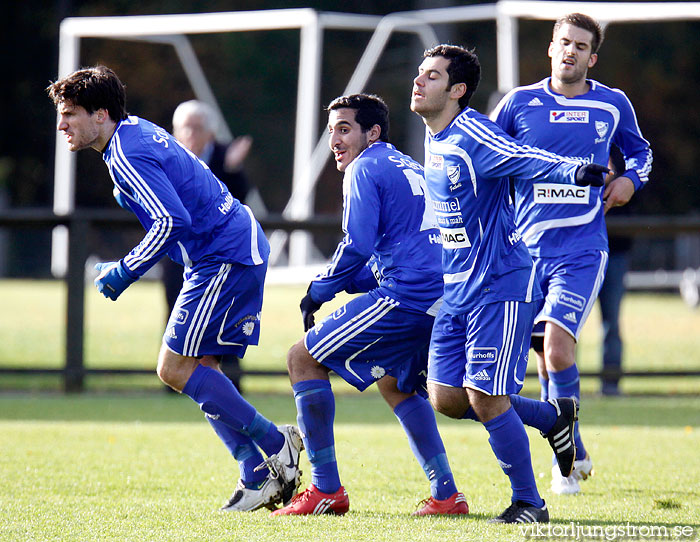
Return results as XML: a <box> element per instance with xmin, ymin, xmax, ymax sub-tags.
<box><xmin>255</xmin><ymin>424</ymin><xmax>304</xmax><ymax>505</ymax></box>
<box><xmin>571</xmin><ymin>454</ymin><xmax>594</xmax><ymax>481</ymax></box>
<box><xmin>221</xmin><ymin>477</ymin><xmax>282</xmax><ymax>512</ymax></box>
<box><xmin>550</xmin><ymin>454</ymin><xmax>594</xmax><ymax>495</ymax></box>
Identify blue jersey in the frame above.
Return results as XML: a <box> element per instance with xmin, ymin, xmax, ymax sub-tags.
<box><xmin>491</xmin><ymin>78</ymin><xmax>652</xmax><ymax>257</ymax></box>
<box><xmin>422</xmin><ymin>107</ymin><xmax>583</xmax><ymax>314</ymax></box>
<box><xmin>309</xmin><ymin>141</ymin><xmax>443</xmax><ymax>315</ymax></box>
<box><xmin>102</xmin><ymin>116</ymin><xmax>269</xmax><ymax>278</ymax></box>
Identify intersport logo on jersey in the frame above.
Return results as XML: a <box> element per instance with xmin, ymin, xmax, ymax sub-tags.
<box><xmin>549</xmin><ymin>110</ymin><xmax>589</xmax><ymax>123</ymax></box>
<box><xmin>533</xmin><ymin>183</ymin><xmax>589</xmax><ymax>204</ymax></box>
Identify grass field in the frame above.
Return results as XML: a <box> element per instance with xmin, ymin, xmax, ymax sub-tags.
<box><xmin>1</xmin><ymin>279</ymin><xmax>699</xmax><ymax>541</ymax></box>
<box><xmin>1</xmin><ymin>279</ymin><xmax>699</xmax><ymax>395</ymax></box>
<box><xmin>1</xmin><ymin>393</ymin><xmax>698</xmax><ymax>541</ymax></box>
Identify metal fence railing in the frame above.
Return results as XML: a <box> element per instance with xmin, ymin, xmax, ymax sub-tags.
<box><xmin>1</xmin><ymin>208</ymin><xmax>699</xmax><ymax>392</ymax></box>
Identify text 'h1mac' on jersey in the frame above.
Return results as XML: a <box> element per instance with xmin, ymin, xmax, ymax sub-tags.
<box><xmin>490</xmin><ymin>78</ymin><xmax>652</xmax><ymax>258</ymax></box>
<box><xmin>423</xmin><ymin>107</ymin><xmax>583</xmax><ymax>314</ymax></box>
<box><xmin>309</xmin><ymin>141</ymin><xmax>443</xmax><ymax>315</ymax></box>
<box><xmin>102</xmin><ymin>116</ymin><xmax>269</xmax><ymax>278</ymax></box>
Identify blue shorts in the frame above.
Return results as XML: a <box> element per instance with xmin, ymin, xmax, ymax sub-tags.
<box><xmin>304</xmin><ymin>292</ymin><xmax>434</xmax><ymax>395</ymax></box>
<box><xmin>532</xmin><ymin>250</ymin><xmax>608</xmax><ymax>340</ymax></box>
<box><xmin>164</xmin><ymin>260</ymin><xmax>267</xmax><ymax>358</ymax></box>
<box><xmin>427</xmin><ymin>300</ymin><xmax>535</xmax><ymax>396</ymax></box>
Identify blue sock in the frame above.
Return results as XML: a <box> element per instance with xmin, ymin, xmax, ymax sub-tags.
<box><xmin>509</xmin><ymin>394</ymin><xmax>557</xmax><ymax>434</ymax></box>
<box><xmin>183</xmin><ymin>364</ymin><xmax>283</xmax><ymax>457</ymax></box>
<box><xmin>206</xmin><ymin>417</ymin><xmax>268</xmax><ymax>485</ymax></box>
<box><xmin>548</xmin><ymin>364</ymin><xmax>586</xmax><ymax>459</ymax></box>
<box><xmin>483</xmin><ymin>407</ymin><xmax>544</xmax><ymax>508</ymax></box>
<box><xmin>293</xmin><ymin>379</ymin><xmax>340</xmax><ymax>494</ymax></box>
<box><xmin>394</xmin><ymin>395</ymin><xmax>458</xmax><ymax>500</ymax></box>
<box><xmin>539</xmin><ymin>375</ymin><xmax>549</xmax><ymax>402</ymax></box>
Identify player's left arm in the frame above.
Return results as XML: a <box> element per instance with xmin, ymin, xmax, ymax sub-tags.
<box><xmin>464</xmin><ymin>115</ymin><xmax>590</xmax><ymax>186</ymax></box>
<box><xmin>603</xmin><ymin>91</ymin><xmax>653</xmax><ymax>213</ymax></box>
<box><xmin>487</xmin><ymin>94</ymin><xmax>609</xmax><ymax>186</ymax></box>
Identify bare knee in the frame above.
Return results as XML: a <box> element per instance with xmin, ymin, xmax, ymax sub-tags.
<box><xmin>157</xmin><ymin>345</ymin><xmax>199</xmax><ymax>392</ymax></box>
<box><xmin>543</xmin><ymin>323</ymin><xmax>576</xmax><ymax>372</ymax></box>
<box><xmin>466</xmin><ymin>389</ymin><xmax>510</xmax><ymax>423</ymax></box>
<box><xmin>427</xmin><ymin>382</ymin><xmax>469</xmax><ymax>419</ymax></box>
<box><xmin>286</xmin><ymin>340</ymin><xmax>329</xmax><ymax>385</ymax></box>
<box><xmin>377</xmin><ymin>376</ymin><xmax>413</xmax><ymax>410</ymax></box>
<box><xmin>199</xmin><ymin>355</ymin><xmax>221</xmax><ymax>371</ymax></box>
<box><xmin>545</xmin><ymin>346</ymin><xmax>574</xmax><ymax>372</ymax></box>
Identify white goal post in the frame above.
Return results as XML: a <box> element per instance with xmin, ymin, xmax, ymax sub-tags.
<box><xmin>52</xmin><ymin>2</ymin><xmax>700</xmax><ymax>281</ymax></box>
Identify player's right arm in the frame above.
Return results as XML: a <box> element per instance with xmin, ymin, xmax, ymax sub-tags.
<box><xmin>345</xmin><ymin>256</ymin><xmax>381</xmax><ymax>294</ymax></box>
<box><xmin>308</xmin><ymin>161</ymin><xmax>380</xmax><ymax>304</ymax></box>
<box><xmin>108</xmin><ymin>138</ymin><xmax>192</xmax><ymax>280</ymax></box>
<box><xmin>112</xmin><ymin>186</ymin><xmax>135</xmax><ymax>212</ymax></box>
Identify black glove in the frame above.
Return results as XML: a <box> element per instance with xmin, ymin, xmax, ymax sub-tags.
<box><xmin>300</xmin><ymin>291</ymin><xmax>323</xmax><ymax>331</ymax></box>
<box><xmin>575</xmin><ymin>163</ymin><xmax>609</xmax><ymax>187</ymax></box>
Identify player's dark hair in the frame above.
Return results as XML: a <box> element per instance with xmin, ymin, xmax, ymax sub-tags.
<box><xmin>47</xmin><ymin>65</ymin><xmax>128</xmax><ymax>122</ymax></box>
<box><xmin>423</xmin><ymin>44</ymin><xmax>481</xmax><ymax>110</ymax></box>
<box><xmin>553</xmin><ymin>13</ymin><xmax>604</xmax><ymax>54</ymax></box>
<box><xmin>326</xmin><ymin>94</ymin><xmax>390</xmax><ymax>142</ymax></box>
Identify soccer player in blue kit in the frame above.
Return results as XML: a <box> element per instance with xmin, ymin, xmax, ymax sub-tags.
<box><xmin>272</xmin><ymin>94</ymin><xmax>468</xmax><ymax>516</ymax></box>
<box><xmin>47</xmin><ymin>66</ymin><xmax>303</xmax><ymax>513</ymax></box>
<box><xmin>410</xmin><ymin>45</ymin><xmax>609</xmax><ymax>523</ymax></box>
<box><xmin>491</xmin><ymin>13</ymin><xmax>652</xmax><ymax>494</ymax></box>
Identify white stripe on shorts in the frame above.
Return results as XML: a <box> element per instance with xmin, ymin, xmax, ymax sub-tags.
<box><xmin>182</xmin><ymin>263</ymin><xmax>231</xmax><ymax>357</ymax></box>
<box><xmin>575</xmin><ymin>250</ymin><xmax>608</xmax><ymax>339</ymax></box>
<box><xmin>494</xmin><ymin>301</ymin><xmax>518</xmax><ymax>396</ymax></box>
<box><xmin>309</xmin><ymin>296</ymin><xmax>397</xmax><ymax>363</ymax></box>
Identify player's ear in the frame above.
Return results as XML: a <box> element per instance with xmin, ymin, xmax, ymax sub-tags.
<box><xmin>588</xmin><ymin>52</ymin><xmax>598</xmax><ymax>69</ymax></box>
<box><xmin>95</xmin><ymin>108</ymin><xmax>108</xmax><ymax>124</ymax></box>
<box><xmin>368</xmin><ymin>124</ymin><xmax>381</xmax><ymax>143</ymax></box>
<box><xmin>451</xmin><ymin>82</ymin><xmax>467</xmax><ymax>102</ymax></box>
<box><xmin>548</xmin><ymin>41</ymin><xmax>555</xmax><ymax>59</ymax></box>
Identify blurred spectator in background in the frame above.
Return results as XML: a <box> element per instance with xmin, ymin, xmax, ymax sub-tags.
<box><xmin>168</xmin><ymin>99</ymin><xmax>253</xmax><ymax>391</ymax></box>
<box><xmin>599</xmin><ymin>145</ymin><xmax>634</xmax><ymax>396</ymax></box>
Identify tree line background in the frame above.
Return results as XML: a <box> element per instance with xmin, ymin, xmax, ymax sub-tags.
<box><xmin>2</xmin><ymin>0</ymin><xmax>699</xmax><ymax>276</ymax></box>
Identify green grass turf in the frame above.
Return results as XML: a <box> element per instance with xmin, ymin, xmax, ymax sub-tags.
<box><xmin>1</xmin><ymin>392</ymin><xmax>698</xmax><ymax>541</ymax></box>
<box><xmin>1</xmin><ymin>279</ymin><xmax>699</xmax><ymax>395</ymax></box>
